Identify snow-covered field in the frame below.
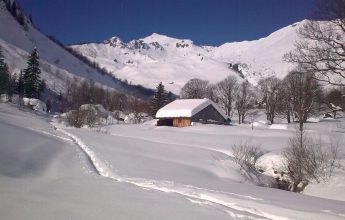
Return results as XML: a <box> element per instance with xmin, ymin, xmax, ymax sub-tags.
<box><xmin>1</xmin><ymin>103</ymin><xmax>345</xmax><ymax>219</ymax></box>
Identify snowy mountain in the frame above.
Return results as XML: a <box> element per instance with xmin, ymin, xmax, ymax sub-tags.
<box><xmin>70</xmin><ymin>21</ymin><xmax>303</xmax><ymax>94</ymax></box>
<box><xmin>0</xmin><ymin>1</ymin><xmax>153</xmax><ymax>99</ymax></box>
<box><xmin>70</xmin><ymin>33</ymin><xmax>241</xmax><ymax>94</ymax></box>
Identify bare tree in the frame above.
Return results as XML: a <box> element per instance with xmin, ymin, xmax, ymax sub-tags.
<box><xmin>284</xmin><ymin>0</ymin><xmax>345</xmax><ymax>86</ymax></box>
<box><xmin>277</xmin><ymin>80</ymin><xmax>293</xmax><ymax>123</ymax></box>
<box><xmin>216</xmin><ymin>75</ymin><xmax>239</xmax><ymax>117</ymax></box>
<box><xmin>180</xmin><ymin>78</ymin><xmax>209</xmax><ymax>99</ymax></box>
<box><xmin>205</xmin><ymin>83</ymin><xmax>218</xmax><ymax>103</ymax></box>
<box><xmin>258</xmin><ymin>76</ymin><xmax>281</xmax><ymax>124</ymax></box>
<box><xmin>235</xmin><ymin>81</ymin><xmax>255</xmax><ymax>124</ymax></box>
<box><xmin>283</xmin><ymin>127</ymin><xmax>341</xmax><ymax>192</ymax></box>
<box><xmin>284</xmin><ymin>68</ymin><xmax>321</xmax><ymax>131</ymax></box>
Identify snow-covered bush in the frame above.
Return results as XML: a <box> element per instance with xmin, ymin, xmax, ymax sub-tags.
<box><xmin>65</xmin><ymin>104</ymin><xmax>99</xmax><ymax>128</ymax></box>
<box><xmin>22</xmin><ymin>98</ymin><xmax>47</xmax><ymax>113</ymax></box>
<box><xmin>0</xmin><ymin>94</ymin><xmax>9</xmax><ymax>102</ymax></box>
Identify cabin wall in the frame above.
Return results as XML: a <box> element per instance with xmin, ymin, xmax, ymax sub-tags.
<box><xmin>157</xmin><ymin>118</ymin><xmax>173</xmax><ymax>126</ymax></box>
<box><xmin>191</xmin><ymin>104</ymin><xmax>225</xmax><ymax>123</ymax></box>
<box><xmin>173</xmin><ymin>118</ymin><xmax>191</xmax><ymax>127</ymax></box>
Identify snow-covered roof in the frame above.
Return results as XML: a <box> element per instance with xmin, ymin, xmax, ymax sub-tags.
<box><xmin>156</xmin><ymin>98</ymin><xmax>228</xmax><ymax>119</ymax></box>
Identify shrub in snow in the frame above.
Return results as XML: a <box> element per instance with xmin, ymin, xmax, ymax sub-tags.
<box><xmin>66</xmin><ymin>104</ymin><xmax>98</xmax><ymax>128</ymax></box>
<box><xmin>64</xmin><ymin>103</ymin><xmax>152</xmax><ymax>128</ymax></box>
<box><xmin>282</xmin><ymin>128</ymin><xmax>341</xmax><ymax>192</ymax></box>
<box><xmin>232</xmin><ymin>143</ymin><xmax>264</xmax><ymax>171</ymax></box>
<box><xmin>124</xmin><ymin>112</ymin><xmax>151</xmax><ymax>124</ymax></box>
<box><xmin>232</xmin><ymin>143</ymin><xmax>275</xmax><ymax>187</ymax></box>
<box><xmin>22</xmin><ymin>98</ymin><xmax>47</xmax><ymax>113</ymax></box>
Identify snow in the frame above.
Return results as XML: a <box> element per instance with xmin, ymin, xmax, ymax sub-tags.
<box><xmin>156</xmin><ymin>98</ymin><xmax>228</xmax><ymax>119</ymax></box>
<box><xmin>0</xmin><ymin>103</ymin><xmax>230</xmax><ymax>220</ymax></box>
<box><xmin>269</xmin><ymin>124</ymin><xmax>288</xmax><ymax>130</ymax></box>
<box><xmin>0</xmin><ymin>4</ymin><xmax>128</xmax><ymax>95</ymax></box>
<box><xmin>1</xmin><ymin>103</ymin><xmax>345</xmax><ymax>219</ymax></box>
<box><xmin>70</xmin><ymin>33</ymin><xmax>243</xmax><ymax>94</ymax></box>
<box><xmin>69</xmin><ymin>20</ymin><xmax>310</xmax><ymax>93</ymax></box>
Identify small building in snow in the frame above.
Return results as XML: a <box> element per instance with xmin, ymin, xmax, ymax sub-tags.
<box><xmin>155</xmin><ymin>98</ymin><xmax>229</xmax><ymax>127</ymax></box>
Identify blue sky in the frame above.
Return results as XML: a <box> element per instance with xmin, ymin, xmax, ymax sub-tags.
<box><xmin>18</xmin><ymin>0</ymin><xmax>318</xmax><ymax>46</ymax></box>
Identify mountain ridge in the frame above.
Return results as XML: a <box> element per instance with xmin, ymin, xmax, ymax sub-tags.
<box><xmin>70</xmin><ymin>21</ymin><xmax>305</xmax><ymax>94</ymax></box>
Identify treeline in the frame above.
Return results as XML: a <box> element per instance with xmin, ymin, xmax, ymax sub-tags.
<box><xmin>0</xmin><ymin>47</ymin><xmax>44</xmax><ymax>101</ymax></box>
<box><xmin>179</xmin><ymin>72</ymin><xmax>344</xmax><ymax>125</ymax></box>
<box><xmin>62</xmin><ymin>78</ymin><xmax>153</xmax><ymax>127</ymax></box>
<box><xmin>64</xmin><ymin>78</ymin><xmax>151</xmax><ymax>114</ymax></box>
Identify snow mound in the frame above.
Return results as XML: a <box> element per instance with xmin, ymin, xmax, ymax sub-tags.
<box><xmin>269</xmin><ymin>124</ymin><xmax>288</xmax><ymax>130</ymax></box>
<box><xmin>256</xmin><ymin>152</ymin><xmax>286</xmax><ymax>177</ymax></box>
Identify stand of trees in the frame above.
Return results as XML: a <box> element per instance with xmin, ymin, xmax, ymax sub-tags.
<box><xmin>180</xmin><ymin>67</ymin><xmax>342</xmax><ymax>125</ymax></box>
<box><xmin>0</xmin><ymin>46</ymin><xmax>43</xmax><ymax>100</ymax></box>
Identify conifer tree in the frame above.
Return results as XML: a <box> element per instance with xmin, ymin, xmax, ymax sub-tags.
<box><xmin>0</xmin><ymin>46</ymin><xmax>10</xmax><ymax>94</ymax></box>
<box><xmin>17</xmin><ymin>71</ymin><xmax>24</xmax><ymax>97</ymax></box>
<box><xmin>152</xmin><ymin>82</ymin><xmax>168</xmax><ymax>116</ymax></box>
<box><xmin>23</xmin><ymin>48</ymin><xmax>42</xmax><ymax>98</ymax></box>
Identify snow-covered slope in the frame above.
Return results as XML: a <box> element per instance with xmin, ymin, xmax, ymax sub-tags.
<box><xmin>0</xmin><ymin>103</ymin><xmax>229</xmax><ymax>220</ymax></box>
<box><xmin>2</xmin><ymin>103</ymin><xmax>345</xmax><ymax>219</ymax></box>
<box><xmin>70</xmin><ymin>34</ymin><xmax>242</xmax><ymax>94</ymax></box>
<box><xmin>70</xmin><ymin>21</ymin><xmax>305</xmax><ymax>94</ymax></box>
<box><xmin>0</xmin><ymin>2</ymin><xmax>137</xmax><ymax>96</ymax></box>
<box><xmin>213</xmin><ymin>22</ymin><xmax>302</xmax><ymax>83</ymax></box>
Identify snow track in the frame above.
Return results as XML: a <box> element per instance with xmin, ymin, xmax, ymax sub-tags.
<box><xmin>54</xmin><ymin>125</ymin><xmax>311</xmax><ymax>220</ymax></box>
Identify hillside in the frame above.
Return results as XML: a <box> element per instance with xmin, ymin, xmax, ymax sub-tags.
<box><xmin>0</xmin><ymin>1</ymin><xmax>153</xmax><ymax>99</ymax></box>
<box><xmin>70</xmin><ymin>21</ymin><xmax>304</xmax><ymax>94</ymax></box>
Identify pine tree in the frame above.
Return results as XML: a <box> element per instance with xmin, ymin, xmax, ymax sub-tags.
<box><xmin>23</xmin><ymin>48</ymin><xmax>42</xmax><ymax>98</ymax></box>
<box><xmin>0</xmin><ymin>46</ymin><xmax>10</xmax><ymax>94</ymax></box>
<box><xmin>17</xmin><ymin>71</ymin><xmax>24</xmax><ymax>97</ymax></box>
<box><xmin>152</xmin><ymin>82</ymin><xmax>168</xmax><ymax>116</ymax></box>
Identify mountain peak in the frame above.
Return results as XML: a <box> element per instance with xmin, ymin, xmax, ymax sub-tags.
<box><xmin>103</xmin><ymin>36</ymin><xmax>125</xmax><ymax>47</ymax></box>
<box><xmin>142</xmin><ymin>33</ymin><xmax>173</xmax><ymax>43</ymax></box>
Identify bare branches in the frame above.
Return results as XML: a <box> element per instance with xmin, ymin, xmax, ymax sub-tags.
<box><xmin>282</xmin><ymin>128</ymin><xmax>342</xmax><ymax>192</ymax></box>
<box><xmin>216</xmin><ymin>75</ymin><xmax>239</xmax><ymax>117</ymax></box>
<box><xmin>232</xmin><ymin>143</ymin><xmax>264</xmax><ymax>173</ymax></box>
<box><xmin>180</xmin><ymin>78</ymin><xmax>209</xmax><ymax>99</ymax></box>
<box><xmin>284</xmin><ymin>0</ymin><xmax>345</xmax><ymax>86</ymax></box>
<box><xmin>235</xmin><ymin>81</ymin><xmax>255</xmax><ymax>124</ymax></box>
<box><xmin>257</xmin><ymin>76</ymin><xmax>281</xmax><ymax>124</ymax></box>
<box><xmin>283</xmin><ymin>69</ymin><xmax>321</xmax><ymax>130</ymax></box>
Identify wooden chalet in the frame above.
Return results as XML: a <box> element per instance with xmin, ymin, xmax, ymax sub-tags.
<box><xmin>155</xmin><ymin>98</ymin><xmax>229</xmax><ymax>127</ymax></box>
